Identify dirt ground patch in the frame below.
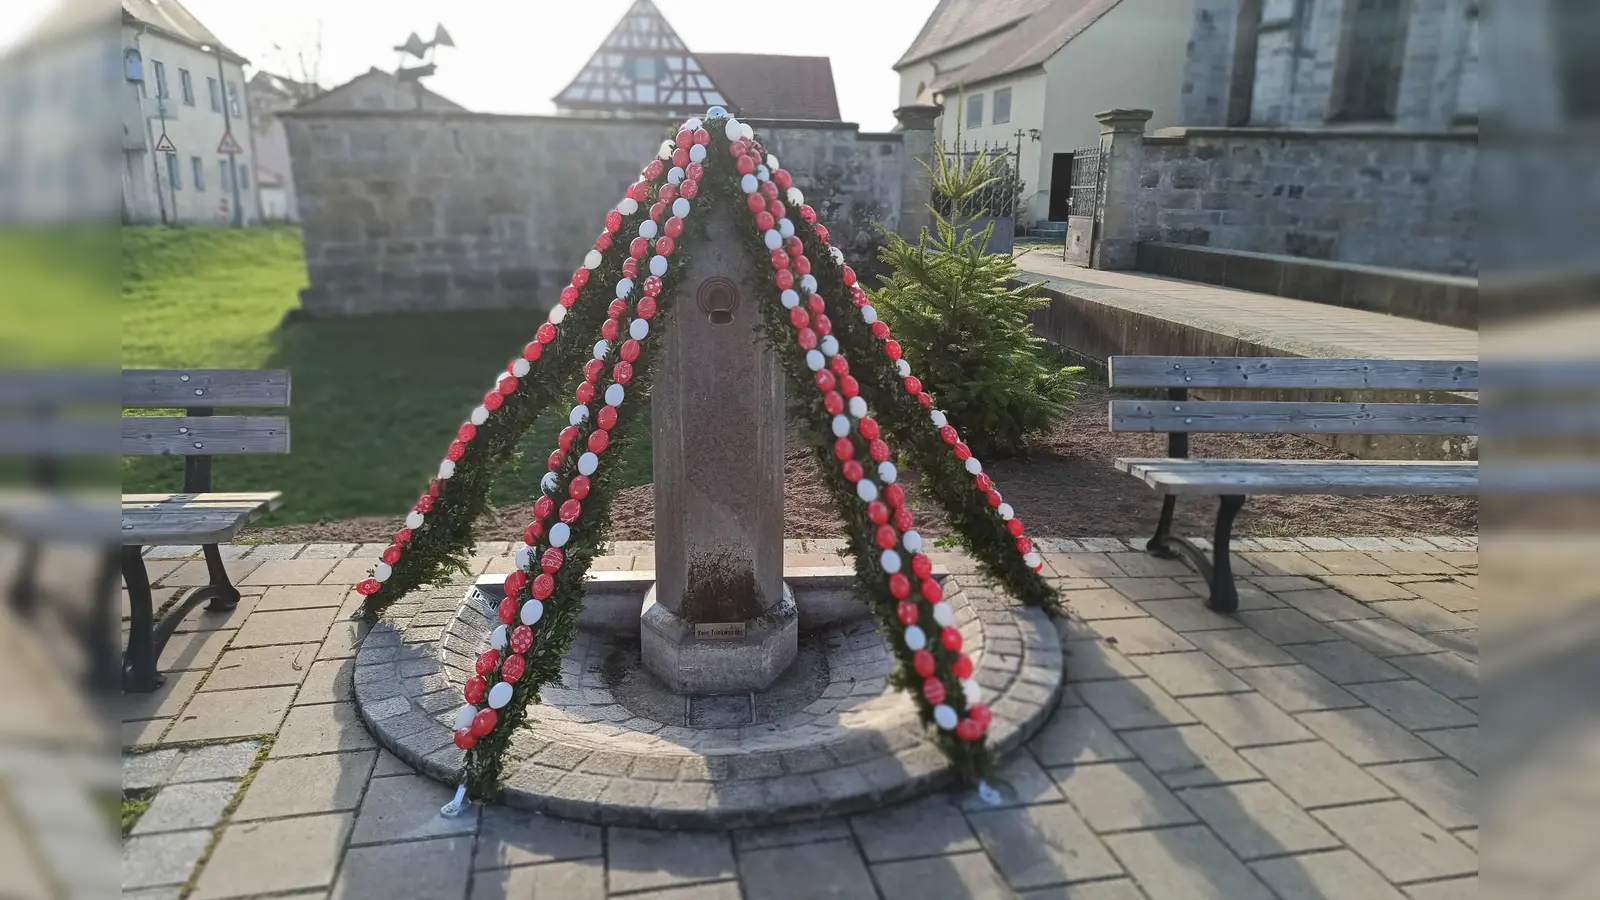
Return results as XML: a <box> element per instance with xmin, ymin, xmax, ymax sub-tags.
<box><xmin>249</xmin><ymin>384</ymin><xmax>1476</xmax><ymax>545</ymax></box>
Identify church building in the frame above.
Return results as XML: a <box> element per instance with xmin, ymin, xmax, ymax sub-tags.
<box><xmin>554</xmin><ymin>0</ymin><xmax>841</xmax><ymax>121</ymax></box>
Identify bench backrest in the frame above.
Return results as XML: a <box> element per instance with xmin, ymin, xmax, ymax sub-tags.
<box><xmin>122</xmin><ymin>369</ymin><xmax>291</xmax><ymax>492</ymax></box>
<box><xmin>1107</xmin><ymin>357</ymin><xmax>1478</xmax><ymax>437</ymax></box>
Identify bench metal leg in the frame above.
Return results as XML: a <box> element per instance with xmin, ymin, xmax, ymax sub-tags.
<box><xmin>192</xmin><ymin>543</ymin><xmax>241</xmax><ymax>611</ymax></box>
<box><xmin>1145</xmin><ymin>496</ymin><xmax>1180</xmax><ymax>558</ymax></box>
<box><xmin>1205</xmin><ymin>495</ymin><xmax>1246</xmax><ymax>614</ymax></box>
<box><xmin>121</xmin><ymin>545</ymin><xmax>164</xmax><ymax>693</ymax></box>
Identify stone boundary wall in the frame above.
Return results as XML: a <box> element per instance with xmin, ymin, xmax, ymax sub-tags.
<box><xmin>1130</xmin><ymin>126</ymin><xmax>1477</xmax><ymax>276</ymax></box>
<box><xmin>281</xmin><ymin>110</ymin><xmax>920</xmax><ymax>317</ymax></box>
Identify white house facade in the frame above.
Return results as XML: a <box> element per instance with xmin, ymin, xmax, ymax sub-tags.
<box><xmin>895</xmin><ymin>0</ymin><xmax>1192</xmax><ymax>227</ymax></box>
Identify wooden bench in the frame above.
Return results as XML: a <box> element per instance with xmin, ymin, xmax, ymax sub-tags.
<box><xmin>1107</xmin><ymin>356</ymin><xmax>1478</xmax><ymax>612</ymax></box>
<box><xmin>121</xmin><ymin>369</ymin><xmax>290</xmax><ymax>692</ymax></box>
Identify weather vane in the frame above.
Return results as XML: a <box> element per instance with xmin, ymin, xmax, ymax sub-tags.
<box><xmin>394</xmin><ymin>24</ymin><xmax>454</xmax><ymax>82</ymax></box>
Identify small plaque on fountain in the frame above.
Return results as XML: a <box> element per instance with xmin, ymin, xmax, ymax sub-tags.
<box><xmin>694</xmin><ymin>622</ymin><xmax>747</xmax><ymax>639</ymax></box>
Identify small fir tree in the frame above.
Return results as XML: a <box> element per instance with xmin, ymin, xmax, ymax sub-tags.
<box><xmin>872</xmin><ymin>138</ymin><xmax>1083</xmax><ymax>459</ymax></box>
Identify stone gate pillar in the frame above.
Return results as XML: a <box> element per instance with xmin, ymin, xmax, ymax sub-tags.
<box><xmin>894</xmin><ymin>104</ymin><xmax>942</xmax><ymax>242</ymax></box>
<box><xmin>641</xmin><ymin>199</ymin><xmax>796</xmax><ymax>695</ymax></box>
<box><xmin>1091</xmin><ymin>108</ymin><xmax>1154</xmax><ymax>271</ymax></box>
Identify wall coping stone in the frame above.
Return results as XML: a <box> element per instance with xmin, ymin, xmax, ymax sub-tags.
<box><xmin>1147</xmin><ymin>125</ymin><xmax>1480</xmax><ymax>144</ymax></box>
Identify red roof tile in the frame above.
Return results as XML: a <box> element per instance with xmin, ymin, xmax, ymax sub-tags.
<box><xmin>696</xmin><ymin>53</ymin><xmax>842</xmax><ymax>121</ymax></box>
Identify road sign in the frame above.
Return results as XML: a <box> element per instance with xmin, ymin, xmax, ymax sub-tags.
<box><xmin>217</xmin><ymin>131</ymin><xmax>243</xmax><ymax>155</ymax></box>
<box><xmin>154</xmin><ymin>132</ymin><xmax>176</xmax><ymax>153</ymax></box>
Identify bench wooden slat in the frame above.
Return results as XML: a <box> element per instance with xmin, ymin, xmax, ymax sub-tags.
<box><xmin>1109</xmin><ymin>400</ymin><xmax>1477</xmax><ymax>435</ymax></box>
<box><xmin>122</xmin><ymin>370</ymin><xmax>291</xmax><ymax>409</ymax></box>
<box><xmin>120</xmin><ymin>491</ymin><xmax>283</xmax><ymax>545</ymax></box>
<box><xmin>1108</xmin><ymin>357</ymin><xmax>1478</xmax><ymax>390</ymax></box>
<box><xmin>1114</xmin><ymin>458</ymin><xmax>1478</xmax><ymax>496</ymax></box>
<box><xmin>121</xmin><ymin>416</ymin><xmax>290</xmax><ymax>456</ymax></box>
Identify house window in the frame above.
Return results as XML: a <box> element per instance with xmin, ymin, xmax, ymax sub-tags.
<box><xmin>208</xmin><ymin>77</ymin><xmax>220</xmax><ymax>111</ymax></box>
<box><xmin>966</xmin><ymin>92</ymin><xmax>984</xmax><ymax>128</ymax></box>
<box><xmin>152</xmin><ymin>59</ymin><xmax>168</xmax><ymax>99</ymax></box>
<box><xmin>227</xmin><ymin>81</ymin><xmax>241</xmax><ymax>116</ymax></box>
<box><xmin>179</xmin><ymin>68</ymin><xmax>194</xmax><ymax>105</ymax></box>
<box><xmin>1331</xmin><ymin>0</ymin><xmax>1410</xmax><ymax>121</ymax></box>
<box><xmin>992</xmin><ymin>87</ymin><xmax>1012</xmax><ymax>124</ymax></box>
<box><xmin>123</xmin><ymin>48</ymin><xmax>143</xmax><ymax>83</ymax></box>
<box><xmin>192</xmin><ymin>156</ymin><xmax>205</xmax><ymax>191</ymax></box>
<box><xmin>165</xmin><ymin>153</ymin><xmax>180</xmax><ymax>191</ymax></box>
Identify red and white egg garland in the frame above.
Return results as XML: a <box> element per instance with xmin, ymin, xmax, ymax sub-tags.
<box><xmin>440</xmin><ymin>117</ymin><xmax>709</xmax><ymax>815</ymax></box>
<box><xmin>721</xmin><ymin>113</ymin><xmax>995</xmax><ymax>752</ymax></box>
<box><xmin>351</xmin><ymin>172</ymin><xmax>666</xmax><ymax>610</ymax></box>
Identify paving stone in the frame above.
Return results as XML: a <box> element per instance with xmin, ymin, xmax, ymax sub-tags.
<box><xmin>1364</xmin><ymin>552</ymin><xmax>1460</xmax><ymax>575</ymax></box>
<box><xmin>1287</xmin><ymin>641</ymin><xmax>1407</xmax><ymax>684</ymax></box>
<box><xmin>296</xmin><ymin>658</ymin><xmax>356</xmax><ymax>704</ymax></box>
<box><xmin>732</xmin><ymin>818</ymin><xmax>853</xmax><ymax>852</ymax></box>
<box><xmin>1298</xmin><ymin>551</ymin><xmax>1395</xmax><ymax>575</ymax></box>
<box><xmin>1178</xmin><ymin>781</ymin><xmax>1341</xmax><ymax>860</ymax></box>
<box><xmin>205</xmin><ymin>643</ymin><xmax>320</xmax><ymax>691</ymax></box>
<box><xmin>1297</xmin><ymin>707</ymin><xmax>1441</xmax><ymax>764</ymax></box>
<box><xmin>231</xmin><ymin>607</ymin><xmax>339</xmax><ymax>648</ymax></box>
<box><xmin>1427</xmin><ymin>629</ymin><xmax>1475</xmax><ymax>661</ymax></box>
<box><xmin>606</xmin><ymin>826</ymin><xmax>737</xmax><ymax>894</ymax></box>
<box><xmin>1185</xmin><ymin>628</ymin><xmax>1296</xmax><ymax>669</ymax></box>
<box><xmin>1138</xmin><ymin>599</ymin><xmax>1245</xmax><ymax>633</ymax></box>
<box><xmin>239</xmin><ymin>559</ymin><xmax>338</xmax><ymax>586</ymax></box>
<box><xmin>1317</xmin><ymin>576</ymin><xmax>1416</xmax><ymax>603</ymax></box>
<box><xmin>967</xmin><ymin>800</ymin><xmax>1123</xmax><ymax>889</ymax></box>
<box><xmin>334</xmin><ymin>835</ymin><xmax>475</xmax><ymax>900</ymax></box>
<box><xmin>122</xmin><ymin>830</ymin><xmax>213</xmax><ymax>890</ymax></box>
<box><xmin>1275</xmin><ymin>588</ymin><xmax>1380</xmax><ymax>623</ymax></box>
<box><xmin>122</xmin><ymin>889</ymin><xmax>183</xmax><ymax>900</ymax></box>
<box><xmin>1018</xmin><ymin>880</ymin><xmax>1148</xmax><ymax>900</ymax></box>
<box><xmin>738</xmin><ymin>838</ymin><xmax>878</xmax><ymax>900</ymax></box>
<box><xmin>1403</xmin><ymin>875</ymin><xmax>1475</xmax><ymax>900</ymax></box>
<box><xmin>192</xmin><ymin>813</ymin><xmax>353</xmax><ymax>899</ymax></box>
<box><xmin>1065</xmin><ymin>589</ymin><xmax>1148</xmax><ymax>620</ymax></box>
<box><xmin>1327</xmin><ymin>618</ymin><xmax>1444</xmax><ymax>657</ymax></box>
<box><xmin>1313</xmin><ymin>800</ymin><xmax>1477</xmax><ymax>883</ymax></box>
<box><xmin>170</xmin><ymin>740</ymin><xmax>261</xmax><ymax>783</ymax></box>
<box><xmin>318</xmin><ymin>618</ymin><xmax>372</xmax><ymax>659</ymax></box>
<box><xmin>157</xmin><ymin>628</ymin><xmax>235</xmax><ymax>671</ymax></box>
<box><xmin>1028</xmin><ymin>704</ymin><xmax>1137</xmax><ymax>766</ymax></box>
<box><xmin>872</xmin><ymin>850</ymin><xmax>1014</xmax><ymax>900</ymax></box>
<box><xmin>271</xmin><ymin>702</ymin><xmax>377</xmax><ymax>756</ymax></box>
<box><xmin>256</xmin><ymin>584</ymin><xmax>353</xmax><ymax>611</ymax></box>
<box><xmin>1236</xmin><ymin>608</ymin><xmax>1338</xmax><ymax>645</ymax></box>
<box><xmin>123</xmin><ymin>748</ymin><xmax>182</xmax><ymax>790</ymax></box>
<box><xmin>1346</xmin><ymin>680</ymin><xmax>1477</xmax><ymax>730</ymax></box>
<box><xmin>1104</xmin><ymin>825</ymin><xmax>1274</xmax><ymax>900</ymax></box>
<box><xmin>132</xmin><ymin>780</ymin><xmax>238</xmax><ymax>834</ymax></box>
<box><xmin>1106</xmin><ymin>577</ymin><xmax>1194</xmax><ymax>601</ymax></box>
<box><xmin>1418</xmin><ymin>725</ymin><xmax>1476</xmax><ymax>772</ymax></box>
<box><xmin>169</xmin><ymin>595</ymin><xmax>260</xmax><ymax>632</ymax></box>
<box><xmin>1181</xmin><ymin>693</ymin><xmax>1314</xmax><ymax>747</ymax></box>
<box><xmin>472</xmin><ymin>805</ymin><xmax>602</xmax><ymax>869</ymax></box>
<box><xmin>1368</xmin><ymin>758</ymin><xmax>1475</xmax><ymax>829</ymax></box>
<box><xmin>850</xmin><ymin>794</ymin><xmax>978</xmax><ymax>863</ymax></box>
<box><xmin>1075</xmin><ymin>678</ymin><xmax>1196</xmax><ymax>731</ymax></box>
<box><xmin>145</xmin><ymin>545</ymin><xmax>203</xmax><ymax>559</ymax></box>
<box><xmin>1234</xmin><ymin>665</ymin><xmax>1362</xmax><ymax>712</ymax></box>
<box><xmin>1248</xmin><ymin>576</ymin><xmax>1323</xmax><ymax>593</ymax></box>
<box><xmin>297</xmin><ymin>543</ymin><xmax>358</xmax><ymax>560</ymax></box>
<box><xmin>350</xmin><ymin>773</ymin><xmax>478</xmax><ymax>844</ymax></box>
<box><xmin>1131</xmin><ymin>651</ymin><xmax>1250</xmax><ymax>697</ymax></box>
<box><xmin>234</xmin><ymin>751</ymin><xmax>375</xmax><ymax>820</ymax></box>
<box><xmin>242</xmin><ymin>544</ymin><xmax>306</xmax><ymax>560</ymax></box>
<box><xmin>124</xmin><ymin>717</ymin><xmax>172</xmax><ymax>748</ymax></box>
<box><xmin>324</xmin><ymin>558</ymin><xmax>375</xmax><ymax>586</ymax></box>
<box><xmin>1046</xmin><ymin>553</ymin><xmax>1126</xmax><ymax>578</ymax></box>
<box><xmin>1404</xmin><ymin>579</ymin><xmax>1476</xmax><ymax>612</ymax></box>
<box><xmin>1369</xmin><ymin>600</ymin><xmax>1474</xmax><ymax>634</ymax></box>
<box><xmin>1121</xmin><ymin>725</ymin><xmax>1261</xmax><ymax>788</ymax></box>
<box><xmin>1250</xmin><ymin>849</ymin><xmax>1408</xmax><ymax>900</ymax></box>
<box><xmin>1107</xmin><ymin>552</ymin><xmax>1193</xmax><ymax>578</ymax></box>
<box><xmin>1089</xmin><ymin>617</ymin><xmax>1194</xmax><ymax>655</ymax></box>
<box><xmin>952</xmin><ymin>751</ymin><xmax>1061</xmax><ymax>811</ymax></box>
<box><xmin>1238</xmin><ymin>552</ymin><xmax>1330</xmax><ymax>577</ymax></box>
<box><xmin>468</xmin><ymin>859</ymin><xmax>605</xmax><ymax>900</ymax></box>
<box><xmin>1051</xmin><ymin>761</ymin><xmax>1196</xmax><ymax>832</ymax></box>
<box><xmin>1237</xmin><ymin>742</ymin><xmax>1393</xmax><ymax>808</ymax></box>
<box><xmin>162</xmin><ymin>558</ymin><xmax>260</xmax><ymax>587</ymax></box>
<box><xmin>165</xmin><ymin>685</ymin><xmax>295</xmax><ymax>742</ymax></box>
<box><xmin>1062</xmin><ymin>639</ymin><xmax>1145</xmax><ymax>682</ymax></box>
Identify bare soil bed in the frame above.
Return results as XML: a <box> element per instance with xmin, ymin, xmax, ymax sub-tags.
<box><xmin>250</xmin><ymin>384</ymin><xmax>1476</xmax><ymax>545</ymax></box>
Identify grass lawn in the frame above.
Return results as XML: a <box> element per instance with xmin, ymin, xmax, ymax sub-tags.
<box><xmin>120</xmin><ymin>226</ymin><xmax>650</xmax><ymax>527</ymax></box>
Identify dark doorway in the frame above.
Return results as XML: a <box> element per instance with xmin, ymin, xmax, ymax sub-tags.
<box><xmin>1047</xmin><ymin>152</ymin><xmax>1073</xmax><ymax>222</ymax></box>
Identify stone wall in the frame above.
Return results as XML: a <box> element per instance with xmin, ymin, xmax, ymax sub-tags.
<box><xmin>1129</xmin><ymin>126</ymin><xmax>1476</xmax><ymax>274</ymax></box>
<box><xmin>282</xmin><ymin>109</ymin><xmax>910</xmax><ymax>316</ymax></box>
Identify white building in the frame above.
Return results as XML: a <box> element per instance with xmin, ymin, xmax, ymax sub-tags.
<box><xmin>120</xmin><ymin>0</ymin><xmax>261</xmax><ymax>225</ymax></box>
<box><xmin>248</xmin><ymin>71</ymin><xmax>323</xmax><ymax>223</ymax></box>
<box><xmin>894</xmin><ymin>0</ymin><xmax>1192</xmax><ymax>228</ymax></box>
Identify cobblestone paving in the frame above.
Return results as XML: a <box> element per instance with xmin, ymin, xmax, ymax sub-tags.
<box><xmin>114</xmin><ymin>537</ymin><xmax>1478</xmax><ymax>899</ymax></box>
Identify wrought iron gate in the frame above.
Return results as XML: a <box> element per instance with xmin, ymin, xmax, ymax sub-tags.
<box><xmin>933</xmin><ymin>140</ymin><xmax>1021</xmax><ymax>255</ymax></box>
<box><xmin>1064</xmin><ymin>145</ymin><xmax>1102</xmax><ymax>266</ymax></box>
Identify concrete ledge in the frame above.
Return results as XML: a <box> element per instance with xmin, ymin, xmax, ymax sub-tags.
<box><xmin>1136</xmin><ymin>242</ymin><xmax>1478</xmax><ymax>329</ymax></box>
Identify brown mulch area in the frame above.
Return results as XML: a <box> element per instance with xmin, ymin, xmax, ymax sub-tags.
<box><xmin>248</xmin><ymin>384</ymin><xmax>1476</xmax><ymax>545</ymax></box>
